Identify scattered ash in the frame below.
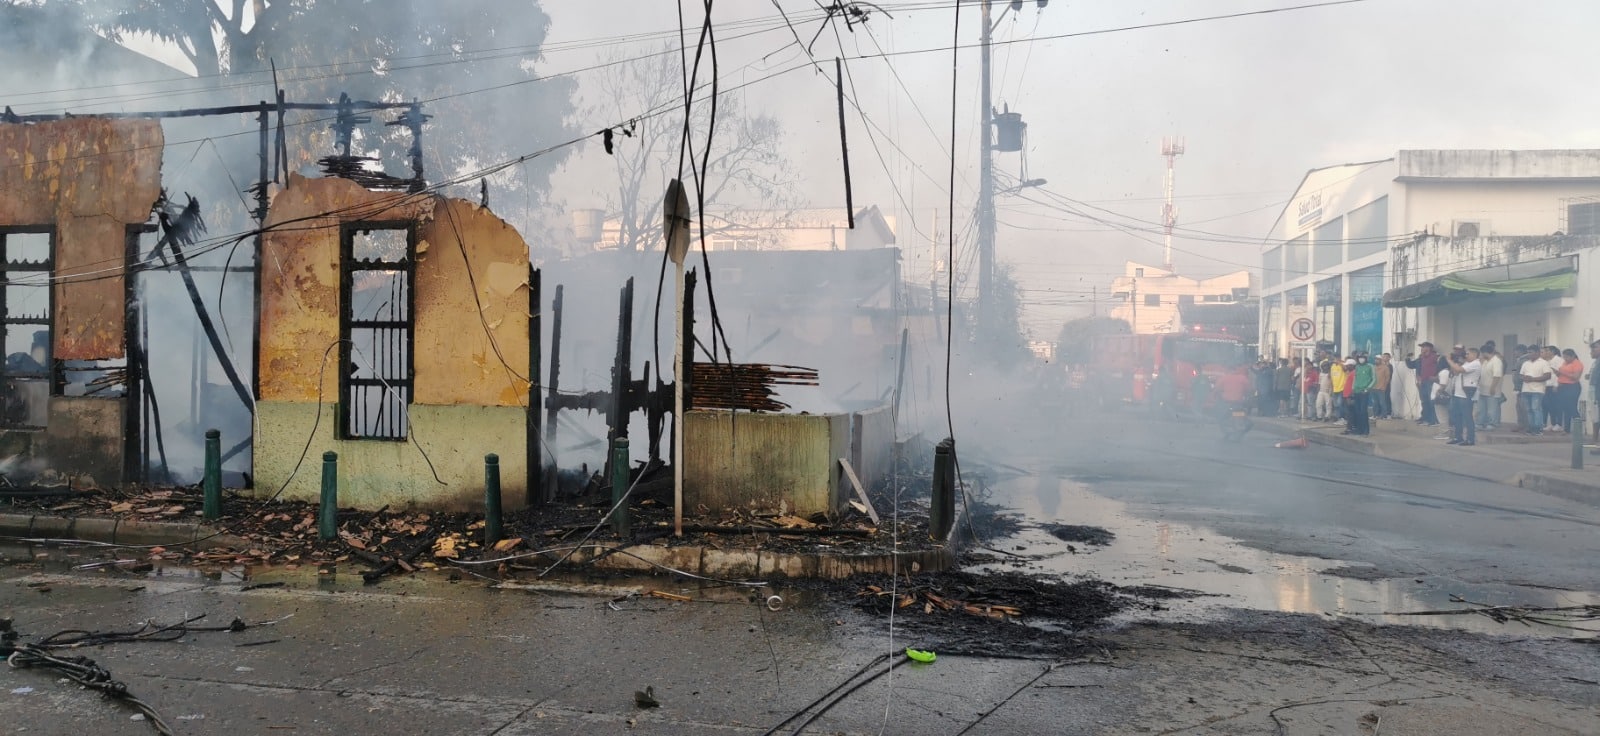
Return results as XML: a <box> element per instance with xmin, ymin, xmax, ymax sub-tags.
<box><xmin>817</xmin><ymin>569</ymin><xmax>1195</xmax><ymax>658</ymax></box>
<box><xmin>1039</xmin><ymin>523</ymin><xmax>1115</xmax><ymax>547</ymax></box>
<box><xmin>967</xmin><ymin>498</ymin><xmax>1024</xmax><ymax>539</ymax></box>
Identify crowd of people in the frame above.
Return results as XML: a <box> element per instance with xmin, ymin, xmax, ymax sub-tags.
<box><xmin>1248</xmin><ymin>339</ymin><xmax>1600</xmax><ymax>447</ymax></box>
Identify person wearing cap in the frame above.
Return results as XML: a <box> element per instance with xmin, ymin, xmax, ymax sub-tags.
<box><xmin>1407</xmin><ymin>342</ymin><xmax>1443</xmax><ymax>426</ymax></box>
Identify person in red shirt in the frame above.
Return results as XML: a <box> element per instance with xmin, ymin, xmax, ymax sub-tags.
<box><xmin>1408</xmin><ymin>342</ymin><xmax>1444</xmax><ymax>426</ymax></box>
<box><xmin>1212</xmin><ymin>364</ymin><xmax>1254</xmax><ymax>440</ymax></box>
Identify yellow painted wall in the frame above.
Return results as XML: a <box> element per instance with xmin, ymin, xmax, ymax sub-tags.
<box><xmin>258</xmin><ymin>175</ymin><xmax>529</xmax><ymax>406</ymax></box>
<box><xmin>255</xmin><ymin>175</ymin><xmax>532</xmax><ymax>508</ymax></box>
<box><xmin>253</xmin><ymin>400</ymin><xmax>528</xmax><ymax>510</ymax></box>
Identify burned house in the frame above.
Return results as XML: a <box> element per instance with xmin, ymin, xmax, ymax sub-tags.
<box><xmin>0</xmin><ymin>118</ymin><xmax>163</xmax><ymax>487</ymax></box>
<box><xmin>255</xmin><ymin>175</ymin><xmax>532</xmax><ymax>510</ymax></box>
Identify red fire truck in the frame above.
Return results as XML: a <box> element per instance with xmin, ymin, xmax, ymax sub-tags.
<box><xmin>1086</xmin><ymin>331</ymin><xmax>1252</xmax><ymax>409</ymax></box>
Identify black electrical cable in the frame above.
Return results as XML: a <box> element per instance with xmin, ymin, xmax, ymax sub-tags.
<box><xmin>759</xmin><ymin>652</ymin><xmax>892</xmax><ymax>735</ymax></box>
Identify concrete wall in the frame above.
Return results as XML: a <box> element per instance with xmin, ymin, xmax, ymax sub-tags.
<box><xmin>253</xmin><ymin>402</ymin><xmax>526</xmax><ymax>510</ymax></box>
<box><xmin>1398</xmin><ymin>149</ymin><xmax>1600</xmax><ymax>181</ymax></box>
<box><xmin>683</xmin><ymin>410</ymin><xmax>848</xmax><ymax>516</ymax></box>
<box><xmin>255</xmin><ymin>175</ymin><xmax>531</xmax><ymax>509</ymax></box>
<box><xmin>0</xmin><ymin>119</ymin><xmax>163</xmax><ymax>487</ymax></box>
<box><xmin>1400</xmin><ymin>180</ymin><xmax>1600</xmax><ymax>237</ymax></box>
<box><xmin>850</xmin><ymin>405</ymin><xmax>895</xmax><ymax>492</ymax></box>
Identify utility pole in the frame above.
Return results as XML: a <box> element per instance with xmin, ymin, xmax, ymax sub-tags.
<box><xmin>976</xmin><ymin>0</ymin><xmax>996</xmax><ymax>341</ymax></box>
<box><xmin>1131</xmin><ymin>277</ymin><xmax>1138</xmax><ymax>334</ymax></box>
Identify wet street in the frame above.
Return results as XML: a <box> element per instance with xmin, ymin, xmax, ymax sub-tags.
<box><xmin>967</xmin><ymin>412</ymin><xmax>1600</xmax><ymax>625</ymax></box>
<box><xmin>3</xmin><ymin>412</ymin><xmax>1598</xmax><ymax>735</ymax></box>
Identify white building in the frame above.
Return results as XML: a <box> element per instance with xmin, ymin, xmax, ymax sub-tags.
<box><xmin>1109</xmin><ymin>261</ymin><xmax>1251</xmax><ymax>335</ymax></box>
<box><xmin>1260</xmin><ymin>150</ymin><xmax>1600</xmax><ymax>359</ymax></box>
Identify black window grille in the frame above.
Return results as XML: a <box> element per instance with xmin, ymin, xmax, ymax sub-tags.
<box><xmin>0</xmin><ymin>228</ymin><xmax>53</xmax><ymax>430</ymax></box>
<box><xmin>1568</xmin><ymin>202</ymin><xmax>1600</xmax><ymax>236</ymax></box>
<box><xmin>340</xmin><ymin>224</ymin><xmax>414</xmax><ymax>440</ymax></box>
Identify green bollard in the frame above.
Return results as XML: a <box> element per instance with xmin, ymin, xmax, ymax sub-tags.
<box><xmin>319</xmin><ymin>451</ymin><xmax>338</xmax><ymax>541</ymax></box>
<box><xmin>484</xmin><ymin>454</ymin><xmax>503</xmax><ymax>546</ymax></box>
<box><xmin>611</xmin><ymin>438</ymin><xmax>631</xmax><ymax>538</ymax></box>
<box><xmin>202</xmin><ymin>429</ymin><xmax>221</xmax><ymax>520</ymax></box>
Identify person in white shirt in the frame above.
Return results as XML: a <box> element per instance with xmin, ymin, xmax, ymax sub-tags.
<box><xmin>1519</xmin><ymin>347</ymin><xmax>1553</xmax><ymax>436</ymax></box>
<box><xmin>1475</xmin><ymin>345</ymin><xmax>1504</xmax><ymax>431</ymax></box>
<box><xmin>1543</xmin><ymin>346</ymin><xmax>1563</xmax><ymax>431</ymax></box>
<box><xmin>1448</xmin><ymin>347</ymin><xmax>1481</xmax><ymax>445</ymax></box>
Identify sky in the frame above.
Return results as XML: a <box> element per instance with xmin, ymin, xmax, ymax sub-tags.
<box><xmin>531</xmin><ymin>0</ymin><xmax>1600</xmax><ymax>340</ymax></box>
<box><xmin>97</xmin><ymin>0</ymin><xmax>1600</xmax><ymax>340</ymax></box>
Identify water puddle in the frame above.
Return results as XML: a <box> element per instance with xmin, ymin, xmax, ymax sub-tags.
<box><xmin>972</xmin><ymin>476</ymin><xmax>1600</xmax><ymax>639</ymax></box>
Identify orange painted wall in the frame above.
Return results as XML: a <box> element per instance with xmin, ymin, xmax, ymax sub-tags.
<box><xmin>0</xmin><ymin>118</ymin><xmax>163</xmax><ymax>359</ymax></box>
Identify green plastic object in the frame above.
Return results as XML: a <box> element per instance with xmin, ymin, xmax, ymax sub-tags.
<box><xmin>905</xmin><ymin>648</ymin><xmax>936</xmax><ymax>663</ymax></box>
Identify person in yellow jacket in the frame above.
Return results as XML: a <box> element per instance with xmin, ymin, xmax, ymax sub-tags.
<box><xmin>1329</xmin><ymin>358</ymin><xmax>1348</xmax><ymax>422</ymax></box>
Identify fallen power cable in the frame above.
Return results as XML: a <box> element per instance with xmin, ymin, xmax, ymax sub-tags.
<box><xmin>3</xmin><ymin>618</ymin><xmax>172</xmax><ymax>734</ymax></box>
<box><xmin>1</xmin><ymin>613</ymin><xmax>289</xmax><ymax>735</ymax></box>
<box><xmin>1380</xmin><ymin>594</ymin><xmax>1600</xmax><ymax>632</ymax></box>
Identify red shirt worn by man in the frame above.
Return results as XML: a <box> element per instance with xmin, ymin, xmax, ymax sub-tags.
<box><xmin>1215</xmin><ymin>369</ymin><xmax>1251</xmax><ymax>403</ymax></box>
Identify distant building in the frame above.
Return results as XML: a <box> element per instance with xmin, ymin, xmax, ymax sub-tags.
<box><xmin>1108</xmin><ymin>262</ymin><xmax>1252</xmax><ymax>335</ymax></box>
<box><xmin>1027</xmin><ymin>340</ymin><xmax>1055</xmax><ymax>362</ymax></box>
<box><xmin>1259</xmin><ymin>150</ymin><xmax>1600</xmax><ymax>359</ymax></box>
<box><xmin>581</xmin><ymin>206</ymin><xmax>897</xmax><ymax>253</ymax></box>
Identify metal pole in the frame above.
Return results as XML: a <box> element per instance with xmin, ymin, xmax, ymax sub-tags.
<box><xmin>1572</xmin><ymin>403</ymin><xmax>1584</xmax><ymax>470</ymax></box>
<box><xmin>319</xmin><ymin>451</ymin><xmax>338</xmax><ymax>541</ymax></box>
<box><xmin>528</xmin><ymin>267</ymin><xmax>542</xmax><ymax>506</ymax></box>
<box><xmin>931</xmin><ymin>438</ymin><xmax>955</xmax><ymax>541</ymax></box>
<box><xmin>202</xmin><ymin>429</ymin><xmax>221</xmax><ymax>520</ymax></box>
<box><xmin>484</xmin><ymin>453</ymin><xmax>503</xmax><ymax>545</ymax></box>
<box><xmin>976</xmin><ymin>0</ymin><xmax>996</xmax><ymax>340</ymax></box>
<box><xmin>611</xmin><ymin>437</ymin><xmax>631</xmax><ymax>538</ymax></box>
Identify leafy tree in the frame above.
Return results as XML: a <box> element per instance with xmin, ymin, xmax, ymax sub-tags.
<box><xmin>1055</xmin><ymin>315</ymin><xmax>1131</xmax><ymax>365</ymax></box>
<box><xmin>24</xmin><ymin>0</ymin><xmax>577</xmax><ymax>210</ymax></box>
<box><xmin>589</xmin><ymin>44</ymin><xmax>798</xmax><ymax>252</ymax></box>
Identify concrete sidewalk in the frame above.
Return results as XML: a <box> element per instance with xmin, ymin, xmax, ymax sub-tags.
<box><xmin>1257</xmin><ymin>415</ymin><xmax>1600</xmax><ymax>508</ymax></box>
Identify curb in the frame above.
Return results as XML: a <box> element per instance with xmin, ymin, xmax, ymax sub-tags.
<box><xmin>575</xmin><ymin>539</ymin><xmax>957</xmax><ymax>580</ymax></box>
<box><xmin>1516</xmin><ymin>472</ymin><xmax>1600</xmax><ymax>507</ymax></box>
<box><xmin>1290</xmin><ymin>428</ymin><xmax>1600</xmax><ymax>509</ymax></box>
<box><xmin>0</xmin><ymin>512</ymin><xmax>252</xmax><ymax>549</ymax></box>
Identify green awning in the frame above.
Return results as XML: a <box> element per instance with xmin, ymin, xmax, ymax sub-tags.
<box><xmin>1383</xmin><ymin>257</ymin><xmax>1576</xmax><ymax>308</ymax></box>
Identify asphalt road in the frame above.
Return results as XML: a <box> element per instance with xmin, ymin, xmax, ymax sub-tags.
<box><xmin>3</xmin><ymin>408</ymin><xmax>1598</xmax><ymax>734</ymax></box>
<box><xmin>961</xmin><ymin>409</ymin><xmax>1600</xmax><ymax>601</ymax></box>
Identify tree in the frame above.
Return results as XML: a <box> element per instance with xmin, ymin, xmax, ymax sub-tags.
<box><xmin>1055</xmin><ymin>316</ymin><xmax>1131</xmax><ymax>366</ymax></box>
<box><xmin>29</xmin><ymin>0</ymin><xmax>577</xmax><ymax>211</ymax></box>
<box><xmin>590</xmin><ymin>44</ymin><xmax>798</xmax><ymax>252</ymax></box>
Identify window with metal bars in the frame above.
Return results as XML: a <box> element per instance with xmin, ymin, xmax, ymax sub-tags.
<box><xmin>0</xmin><ymin>228</ymin><xmax>53</xmax><ymax>430</ymax></box>
<box><xmin>340</xmin><ymin>224</ymin><xmax>414</xmax><ymax>440</ymax></box>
